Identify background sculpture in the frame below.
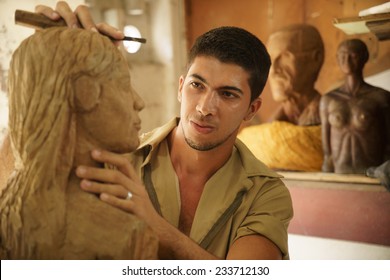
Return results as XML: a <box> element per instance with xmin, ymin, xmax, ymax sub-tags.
<box><xmin>267</xmin><ymin>24</ymin><xmax>324</xmax><ymax>126</ymax></box>
<box><xmin>320</xmin><ymin>38</ymin><xmax>390</xmax><ymax>175</ymax></box>
<box><xmin>238</xmin><ymin>24</ymin><xmax>326</xmax><ymax>172</ymax></box>
<box><xmin>0</xmin><ymin>27</ymin><xmax>158</xmax><ymax>259</ymax></box>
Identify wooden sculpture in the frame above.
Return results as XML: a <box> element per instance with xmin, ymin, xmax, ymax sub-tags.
<box><xmin>0</xmin><ymin>27</ymin><xmax>158</xmax><ymax>259</ymax></box>
<box><xmin>267</xmin><ymin>24</ymin><xmax>324</xmax><ymax>126</ymax></box>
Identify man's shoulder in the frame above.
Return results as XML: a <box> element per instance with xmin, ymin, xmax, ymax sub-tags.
<box><xmin>234</xmin><ymin>138</ymin><xmax>282</xmax><ymax>179</ymax></box>
<box><xmin>138</xmin><ymin>118</ymin><xmax>178</xmax><ymax>149</ymax></box>
<box><xmin>125</xmin><ymin>118</ymin><xmax>178</xmax><ymax>164</ymax></box>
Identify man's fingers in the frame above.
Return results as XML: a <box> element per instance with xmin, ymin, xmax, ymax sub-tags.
<box><xmin>34</xmin><ymin>5</ymin><xmax>61</xmax><ymax>20</ymax></box>
<box><xmin>54</xmin><ymin>1</ymin><xmax>79</xmax><ymax>28</ymax></box>
<box><xmin>96</xmin><ymin>23</ymin><xmax>124</xmax><ymax>46</ymax></box>
<box><xmin>90</xmin><ymin>150</ymin><xmax>142</xmax><ymax>184</ymax></box>
<box><xmin>74</xmin><ymin>5</ymin><xmax>97</xmax><ymax>31</ymax></box>
<box><xmin>96</xmin><ymin>22</ymin><xmax>124</xmax><ymax>40</ymax></box>
<box><xmin>100</xmin><ymin>193</ymin><xmax>134</xmax><ymax>213</ymax></box>
<box><xmin>76</xmin><ymin>165</ymin><xmax>131</xmax><ymax>188</ymax></box>
<box><xmin>80</xmin><ymin>179</ymin><xmax>128</xmax><ymax>198</ymax></box>
<box><xmin>35</xmin><ymin>3</ymin><xmax>123</xmax><ymax>43</ymax></box>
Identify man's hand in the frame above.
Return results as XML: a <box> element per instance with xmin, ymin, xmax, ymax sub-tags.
<box><xmin>75</xmin><ymin>149</ymin><xmax>283</xmax><ymax>260</ymax></box>
<box><xmin>35</xmin><ymin>1</ymin><xmax>124</xmax><ymax>42</ymax></box>
<box><xmin>75</xmin><ymin>149</ymin><xmax>218</xmax><ymax>259</ymax></box>
<box><xmin>75</xmin><ymin>149</ymin><xmax>160</xmax><ymax>224</ymax></box>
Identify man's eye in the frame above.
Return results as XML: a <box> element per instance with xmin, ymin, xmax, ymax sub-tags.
<box><xmin>190</xmin><ymin>82</ymin><xmax>202</xmax><ymax>88</ymax></box>
<box><xmin>221</xmin><ymin>91</ymin><xmax>237</xmax><ymax>99</ymax></box>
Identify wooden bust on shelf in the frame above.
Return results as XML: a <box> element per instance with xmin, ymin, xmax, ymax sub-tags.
<box><xmin>320</xmin><ymin>38</ymin><xmax>390</xmax><ymax>175</ymax></box>
<box><xmin>238</xmin><ymin>24</ymin><xmax>325</xmax><ymax>172</ymax></box>
<box><xmin>0</xmin><ymin>27</ymin><xmax>158</xmax><ymax>259</ymax></box>
<box><xmin>267</xmin><ymin>24</ymin><xmax>325</xmax><ymax>126</ymax></box>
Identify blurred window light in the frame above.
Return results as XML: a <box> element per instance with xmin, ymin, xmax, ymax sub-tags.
<box><xmin>123</xmin><ymin>25</ymin><xmax>142</xmax><ymax>54</ymax></box>
<box><xmin>126</xmin><ymin>0</ymin><xmax>145</xmax><ymax>15</ymax></box>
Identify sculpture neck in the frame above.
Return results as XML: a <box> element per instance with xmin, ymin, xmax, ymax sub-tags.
<box><xmin>73</xmin><ymin>132</ymin><xmax>105</xmax><ymax>169</ymax></box>
<box><xmin>343</xmin><ymin>73</ymin><xmax>365</xmax><ymax>96</ymax></box>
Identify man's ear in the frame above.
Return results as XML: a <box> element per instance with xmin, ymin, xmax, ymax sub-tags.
<box><xmin>244</xmin><ymin>97</ymin><xmax>262</xmax><ymax>121</ymax></box>
<box><xmin>71</xmin><ymin>76</ymin><xmax>101</xmax><ymax>112</ymax></box>
<box><xmin>178</xmin><ymin>75</ymin><xmax>185</xmax><ymax>102</ymax></box>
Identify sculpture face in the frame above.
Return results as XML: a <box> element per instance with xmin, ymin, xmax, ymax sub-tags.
<box><xmin>267</xmin><ymin>32</ymin><xmax>300</xmax><ymax>102</ymax></box>
<box><xmin>267</xmin><ymin>26</ymin><xmax>324</xmax><ymax>104</ymax></box>
<box><xmin>78</xmin><ymin>65</ymin><xmax>144</xmax><ymax>153</ymax></box>
<box><xmin>336</xmin><ymin>45</ymin><xmax>363</xmax><ymax>75</ymax></box>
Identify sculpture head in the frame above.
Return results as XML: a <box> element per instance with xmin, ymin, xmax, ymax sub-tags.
<box><xmin>8</xmin><ymin>27</ymin><xmax>144</xmax><ymax>176</ymax></box>
<box><xmin>267</xmin><ymin>24</ymin><xmax>324</xmax><ymax>102</ymax></box>
<box><xmin>336</xmin><ymin>38</ymin><xmax>369</xmax><ymax>75</ymax></box>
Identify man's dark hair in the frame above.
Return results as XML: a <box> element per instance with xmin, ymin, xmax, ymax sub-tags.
<box><xmin>187</xmin><ymin>26</ymin><xmax>271</xmax><ymax>102</ymax></box>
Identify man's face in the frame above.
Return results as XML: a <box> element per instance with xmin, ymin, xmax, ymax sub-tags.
<box><xmin>267</xmin><ymin>32</ymin><xmax>305</xmax><ymax>102</ymax></box>
<box><xmin>177</xmin><ymin>55</ymin><xmax>260</xmax><ymax>151</ymax></box>
<box><xmin>80</xmin><ymin>64</ymin><xmax>145</xmax><ymax>153</ymax></box>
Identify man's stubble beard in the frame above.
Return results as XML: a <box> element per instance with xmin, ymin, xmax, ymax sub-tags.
<box><xmin>182</xmin><ymin>124</ymin><xmax>236</xmax><ymax>152</ymax></box>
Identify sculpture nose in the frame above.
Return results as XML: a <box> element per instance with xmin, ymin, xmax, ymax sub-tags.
<box><xmin>133</xmin><ymin>88</ymin><xmax>145</xmax><ymax>112</ymax></box>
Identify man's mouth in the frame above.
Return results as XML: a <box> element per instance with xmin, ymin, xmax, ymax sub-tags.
<box><xmin>191</xmin><ymin>120</ymin><xmax>214</xmax><ymax>134</ymax></box>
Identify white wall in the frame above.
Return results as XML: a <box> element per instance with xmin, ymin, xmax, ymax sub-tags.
<box><xmin>132</xmin><ymin>0</ymin><xmax>186</xmax><ymax>133</ymax></box>
<box><xmin>289</xmin><ymin>234</ymin><xmax>390</xmax><ymax>260</ymax></box>
<box><xmin>365</xmin><ymin>68</ymin><xmax>390</xmax><ymax>91</ymax></box>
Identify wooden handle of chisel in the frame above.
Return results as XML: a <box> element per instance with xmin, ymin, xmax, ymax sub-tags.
<box><xmin>15</xmin><ymin>9</ymin><xmax>67</xmax><ymax>29</ymax></box>
<box><xmin>14</xmin><ymin>9</ymin><xmax>147</xmax><ymax>43</ymax></box>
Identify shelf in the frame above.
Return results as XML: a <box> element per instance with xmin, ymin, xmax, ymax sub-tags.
<box><xmin>333</xmin><ymin>12</ymin><xmax>390</xmax><ymax>40</ymax></box>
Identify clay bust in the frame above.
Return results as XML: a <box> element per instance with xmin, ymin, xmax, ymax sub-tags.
<box><xmin>267</xmin><ymin>24</ymin><xmax>324</xmax><ymax>126</ymax></box>
<box><xmin>0</xmin><ymin>27</ymin><xmax>158</xmax><ymax>259</ymax></box>
<box><xmin>320</xmin><ymin>39</ymin><xmax>390</xmax><ymax>174</ymax></box>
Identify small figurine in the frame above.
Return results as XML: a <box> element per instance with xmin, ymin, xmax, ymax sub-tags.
<box><xmin>320</xmin><ymin>38</ymin><xmax>390</xmax><ymax>174</ymax></box>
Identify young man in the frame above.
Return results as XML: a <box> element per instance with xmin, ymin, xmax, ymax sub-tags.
<box><xmin>36</xmin><ymin>2</ymin><xmax>293</xmax><ymax>260</ymax></box>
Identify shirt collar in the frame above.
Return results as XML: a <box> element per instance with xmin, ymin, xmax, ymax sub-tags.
<box><xmin>138</xmin><ymin>117</ymin><xmax>282</xmax><ymax>179</ymax></box>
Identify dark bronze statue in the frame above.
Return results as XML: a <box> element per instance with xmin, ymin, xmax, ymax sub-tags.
<box><xmin>320</xmin><ymin>38</ymin><xmax>390</xmax><ymax>175</ymax></box>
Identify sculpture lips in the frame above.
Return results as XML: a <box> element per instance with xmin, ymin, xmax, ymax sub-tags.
<box><xmin>134</xmin><ymin>122</ymin><xmax>141</xmax><ymax>131</ymax></box>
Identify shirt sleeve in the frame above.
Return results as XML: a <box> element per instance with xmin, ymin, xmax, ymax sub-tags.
<box><xmin>234</xmin><ymin>177</ymin><xmax>293</xmax><ymax>259</ymax></box>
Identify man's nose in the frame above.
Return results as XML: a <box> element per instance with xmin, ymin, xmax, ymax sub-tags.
<box><xmin>196</xmin><ymin>90</ymin><xmax>218</xmax><ymax>116</ymax></box>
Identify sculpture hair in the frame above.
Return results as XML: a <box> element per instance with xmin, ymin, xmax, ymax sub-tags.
<box><xmin>2</xmin><ymin>27</ymin><xmax>124</xmax><ymax>258</ymax></box>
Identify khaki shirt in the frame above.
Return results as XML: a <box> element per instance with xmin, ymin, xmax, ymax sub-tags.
<box><xmin>129</xmin><ymin>118</ymin><xmax>293</xmax><ymax>259</ymax></box>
